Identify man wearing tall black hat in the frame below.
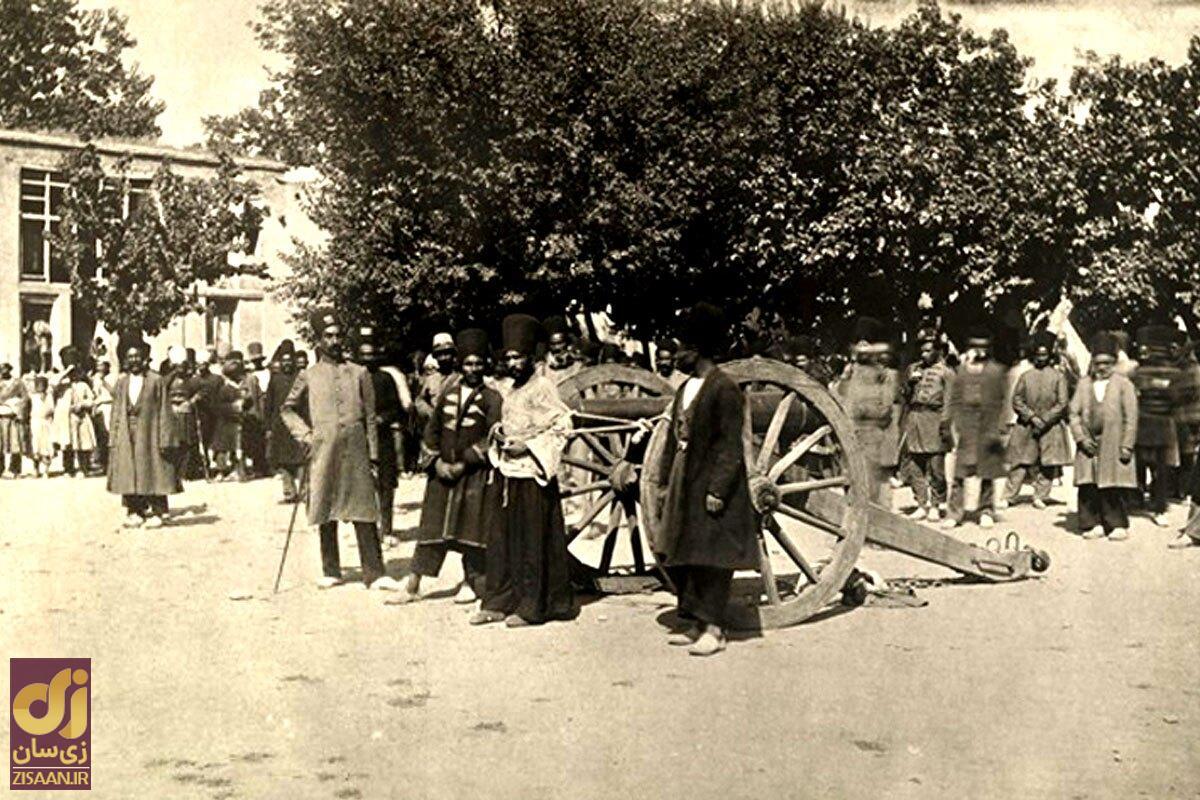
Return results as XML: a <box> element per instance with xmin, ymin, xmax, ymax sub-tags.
<box><xmin>651</xmin><ymin>302</ymin><xmax>754</xmax><ymax>656</ymax></box>
<box><xmin>781</xmin><ymin>334</ymin><xmax>833</xmax><ymax>386</ymax></box>
<box><xmin>899</xmin><ymin>328</ymin><xmax>954</xmax><ymax>521</ymax></box>
<box><xmin>1005</xmin><ymin>330</ymin><xmax>1072</xmax><ymax>509</ymax></box>
<box><xmin>392</xmin><ymin>328</ymin><xmax>504</xmax><ymax>607</ymax></box>
<box><xmin>1132</xmin><ymin>324</ymin><xmax>1182</xmax><ymax>526</ymax></box>
<box><xmin>281</xmin><ymin>309</ymin><xmax>400</xmax><ymax>591</ymax></box>
<box><xmin>837</xmin><ymin>317</ymin><xmax>900</xmax><ymax>508</ymax></box>
<box><xmin>356</xmin><ymin>328</ymin><xmax>404</xmax><ymax>548</ymax></box>
<box><xmin>265</xmin><ymin>340</ymin><xmax>305</xmax><ymax>502</ymax></box>
<box><xmin>1070</xmin><ymin>332</ymin><xmax>1138</xmax><ymax>540</ymax></box>
<box><xmin>944</xmin><ymin>324</ymin><xmax>1008</xmax><ymax>528</ymax></box>
<box><xmin>471</xmin><ymin>314</ymin><xmax>576</xmax><ymax>627</ymax></box>
<box><xmin>539</xmin><ymin>315</ymin><xmax>581</xmax><ymax>382</ymax></box>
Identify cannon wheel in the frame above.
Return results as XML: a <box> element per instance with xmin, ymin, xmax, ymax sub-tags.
<box><xmin>555</xmin><ymin>365</ymin><xmax>675</xmax><ymax>577</ymax></box>
<box><xmin>642</xmin><ymin>358</ymin><xmax>871</xmax><ymax>630</ymax></box>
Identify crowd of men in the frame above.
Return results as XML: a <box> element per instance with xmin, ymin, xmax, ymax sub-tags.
<box><xmin>3</xmin><ymin>306</ymin><xmax>1200</xmax><ymax>657</ymax></box>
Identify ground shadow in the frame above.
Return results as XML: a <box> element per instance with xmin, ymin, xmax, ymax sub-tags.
<box><xmin>653</xmin><ymin>608</ymin><xmax>765</xmax><ymax>641</ymax></box>
<box><xmin>166</xmin><ymin>514</ymin><xmax>221</xmax><ymax>527</ymax></box>
<box><xmin>1051</xmin><ymin>510</ymin><xmax>1080</xmax><ymax>535</ymax></box>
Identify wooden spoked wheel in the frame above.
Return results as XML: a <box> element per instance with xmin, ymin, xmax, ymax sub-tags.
<box><xmin>642</xmin><ymin>359</ymin><xmax>870</xmax><ymax>630</ymax></box>
<box><xmin>555</xmin><ymin>365</ymin><xmax>676</xmax><ymax>577</ymax></box>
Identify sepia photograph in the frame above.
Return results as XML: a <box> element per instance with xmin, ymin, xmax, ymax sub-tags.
<box><xmin>2</xmin><ymin>0</ymin><xmax>1198</xmax><ymax>797</ymax></box>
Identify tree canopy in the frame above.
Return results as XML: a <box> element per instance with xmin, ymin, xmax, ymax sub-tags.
<box><xmin>207</xmin><ymin>0</ymin><xmax>1200</xmax><ymax>349</ymax></box>
<box><xmin>51</xmin><ymin>145</ymin><xmax>267</xmax><ymax>340</ymax></box>
<box><xmin>0</xmin><ymin>0</ymin><xmax>163</xmax><ymax>139</ymax></box>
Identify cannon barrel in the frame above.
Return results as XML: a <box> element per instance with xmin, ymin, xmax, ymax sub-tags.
<box><xmin>575</xmin><ymin>389</ymin><xmax>817</xmax><ymax>437</ymax></box>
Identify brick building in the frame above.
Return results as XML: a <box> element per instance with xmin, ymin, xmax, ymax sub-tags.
<box><xmin>0</xmin><ymin>128</ymin><xmax>321</xmax><ymax>371</ymax></box>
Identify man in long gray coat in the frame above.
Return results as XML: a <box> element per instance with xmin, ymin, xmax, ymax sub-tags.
<box><xmin>1070</xmin><ymin>332</ymin><xmax>1138</xmax><ymax>540</ymax></box>
<box><xmin>1006</xmin><ymin>331</ymin><xmax>1072</xmax><ymax>509</ymax></box>
<box><xmin>282</xmin><ymin>309</ymin><xmax>400</xmax><ymax>591</ymax></box>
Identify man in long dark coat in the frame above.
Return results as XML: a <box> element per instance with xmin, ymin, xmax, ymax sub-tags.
<box><xmin>944</xmin><ymin>326</ymin><xmax>1008</xmax><ymax>529</ymax></box>
<box><xmin>265</xmin><ymin>342</ymin><xmax>305</xmax><ymax>503</ymax></box>
<box><xmin>163</xmin><ymin>346</ymin><xmax>205</xmax><ymax>484</ymax></box>
<box><xmin>653</xmin><ymin>302</ymin><xmax>756</xmax><ymax>657</ymax></box>
<box><xmin>900</xmin><ymin>331</ymin><xmax>953</xmax><ymax>521</ymax></box>
<box><xmin>357</xmin><ymin>330</ymin><xmax>404</xmax><ymax>547</ymax></box>
<box><xmin>471</xmin><ymin>314</ymin><xmax>576</xmax><ymax>627</ymax></box>
<box><xmin>281</xmin><ymin>309</ymin><xmax>400</xmax><ymax>592</ymax></box>
<box><xmin>1006</xmin><ymin>331</ymin><xmax>1072</xmax><ymax>509</ymax></box>
<box><xmin>1132</xmin><ymin>325</ymin><xmax>1182</xmax><ymax>526</ymax></box>
<box><xmin>1071</xmin><ymin>332</ymin><xmax>1138</xmax><ymax>540</ymax></box>
<box><xmin>107</xmin><ymin>343</ymin><xmax>181</xmax><ymax>529</ymax></box>
<box><xmin>393</xmin><ymin>328</ymin><xmax>503</xmax><ymax>607</ymax></box>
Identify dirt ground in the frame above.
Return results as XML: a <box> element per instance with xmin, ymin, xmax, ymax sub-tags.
<box><xmin>2</xmin><ymin>472</ymin><xmax>1198</xmax><ymax>800</ymax></box>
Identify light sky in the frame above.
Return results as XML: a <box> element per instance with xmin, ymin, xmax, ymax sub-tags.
<box><xmin>84</xmin><ymin>0</ymin><xmax>1200</xmax><ymax>146</ymax></box>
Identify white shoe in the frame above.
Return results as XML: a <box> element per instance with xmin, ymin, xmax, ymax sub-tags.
<box><xmin>453</xmin><ymin>583</ymin><xmax>478</xmax><ymax>605</ymax></box>
<box><xmin>1080</xmin><ymin>528</ymin><xmax>1105</xmax><ymax>540</ymax></box>
<box><xmin>1032</xmin><ymin>498</ymin><xmax>1047</xmax><ymax>510</ymax></box>
<box><xmin>994</xmin><ymin>499</ymin><xmax>1009</xmax><ymax>511</ymax></box>
<box><xmin>688</xmin><ymin>626</ymin><xmax>727</xmax><ymax>657</ymax></box>
<box><xmin>368</xmin><ymin>575</ymin><xmax>404</xmax><ymax>592</ymax></box>
<box><xmin>1152</xmin><ymin>513</ymin><xmax>1169</xmax><ymax>528</ymax></box>
<box><xmin>1109</xmin><ymin>528</ymin><xmax>1130</xmax><ymax>541</ymax></box>
<box><xmin>907</xmin><ymin>508</ymin><xmax>927</xmax><ymax>521</ymax></box>
<box><xmin>1168</xmin><ymin>533</ymin><xmax>1199</xmax><ymax>549</ymax></box>
<box><xmin>979</xmin><ymin>513</ymin><xmax>995</xmax><ymax>529</ymax></box>
<box><xmin>122</xmin><ymin>514</ymin><xmax>144</xmax><ymax>529</ymax></box>
<box><xmin>143</xmin><ymin>515</ymin><xmax>164</xmax><ymax>529</ymax></box>
<box><xmin>316</xmin><ymin>576</ymin><xmax>343</xmax><ymax>589</ymax></box>
<box><xmin>926</xmin><ymin>507</ymin><xmax>941</xmax><ymax>522</ymax></box>
<box><xmin>889</xmin><ymin>476</ymin><xmax>904</xmax><ymax>489</ymax></box>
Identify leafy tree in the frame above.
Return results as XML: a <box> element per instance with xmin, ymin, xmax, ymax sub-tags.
<box><xmin>0</xmin><ymin>0</ymin><xmax>163</xmax><ymax>138</ymax></box>
<box><xmin>51</xmin><ymin>145</ymin><xmax>266</xmax><ymax>339</ymax></box>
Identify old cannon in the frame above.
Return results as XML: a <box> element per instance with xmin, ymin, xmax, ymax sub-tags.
<box><xmin>552</xmin><ymin>359</ymin><xmax>1050</xmax><ymax>630</ymax></box>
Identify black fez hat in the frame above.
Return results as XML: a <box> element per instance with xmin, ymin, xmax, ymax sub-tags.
<box><xmin>853</xmin><ymin>317</ymin><xmax>888</xmax><ymax>344</ymax></box>
<box><xmin>502</xmin><ymin>314</ymin><xmax>542</xmax><ymax>356</ymax></box>
<box><xmin>456</xmin><ymin>328</ymin><xmax>490</xmax><ymax>358</ymax></box>
<box><xmin>1029</xmin><ymin>330</ymin><xmax>1056</xmax><ymax>352</ymax></box>
<box><xmin>271</xmin><ymin>339</ymin><xmax>295</xmax><ymax>362</ymax></box>
<box><xmin>1137</xmin><ymin>325</ymin><xmax>1179</xmax><ymax>349</ymax></box>
<box><xmin>185</xmin><ymin>347</ymin><xmax>196</xmax><ymax>363</ymax></box>
<box><xmin>543</xmin><ymin>316</ymin><xmax>570</xmax><ymax>338</ymax></box>
<box><xmin>228</xmin><ymin>350</ymin><xmax>244</xmax><ymax>363</ymax></box>
<box><xmin>782</xmin><ymin>335</ymin><xmax>816</xmax><ymax>358</ymax></box>
<box><xmin>117</xmin><ymin>333</ymin><xmax>148</xmax><ymax>358</ymax></box>
<box><xmin>309</xmin><ymin>307</ymin><xmax>338</xmax><ymax>335</ymax></box>
<box><xmin>683</xmin><ymin>302</ymin><xmax>727</xmax><ymax>357</ymax></box>
<box><xmin>1090</xmin><ymin>331</ymin><xmax>1119</xmax><ymax>357</ymax></box>
<box><xmin>966</xmin><ymin>323</ymin><xmax>994</xmax><ymax>344</ymax></box>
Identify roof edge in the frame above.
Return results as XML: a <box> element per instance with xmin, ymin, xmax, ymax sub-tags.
<box><xmin>0</xmin><ymin>127</ymin><xmax>288</xmax><ymax>173</ymax></box>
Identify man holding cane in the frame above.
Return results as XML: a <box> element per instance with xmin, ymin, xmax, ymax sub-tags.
<box><xmin>281</xmin><ymin>309</ymin><xmax>401</xmax><ymax>591</ymax></box>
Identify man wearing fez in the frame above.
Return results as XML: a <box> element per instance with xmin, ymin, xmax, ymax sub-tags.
<box><xmin>281</xmin><ymin>309</ymin><xmax>401</xmax><ymax>591</ymax></box>
<box><xmin>1005</xmin><ymin>331</ymin><xmax>1072</xmax><ymax>509</ymax></box>
<box><xmin>107</xmin><ymin>340</ymin><xmax>180</xmax><ymax>529</ymax></box>
<box><xmin>944</xmin><ymin>325</ymin><xmax>1008</xmax><ymax>529</ymax></box>
<box><xmin>1132</xmin><ymin>325</ymin><xmax>1182</xmax><ymax>526</ymax></box>
<box><xmin>1070</xmin><ymin>332</ymin><xmax>1138</xmax><ymax>540</ymax></box>
<box><xmin>394</xmin><ymin>328</ymin><xmax>504</xmax><ymax>606</ymax></box>
<box><xmin>652</xmin><ymin>303</ymin><xmax>754</xmax><ymax>657</ymax></box>
<box><xmin>837</xmin><ymin>317</ymin><xmax>900</xmax><ymax>507</ymax></box>
<box><xmin>265</xmin><ymin>340</ymin><xmax>306</xmax><ymax>503</ymax></box>
<box><xmin>357</xmin><ymin>328</ymin><xmax>404</xmax><ymax>548</ymax></box>
<box><xmin>471</xmin><ymin>314</ymin><xmax>576</xmax><ymax>627</ymax></box>
<box><xmin>900</xmin><ymin>329</ymin><xmax>954</xmax><ymax>521</ymax></box>
<box><xmin>655</xmin><ymin>338</ymin><xmax>687</xmax><ymax>390</ymax></box>
<box><xmin>539</xmin><ymin>315</ymin><xmax>580</xmax><ymax>382</ymax></box>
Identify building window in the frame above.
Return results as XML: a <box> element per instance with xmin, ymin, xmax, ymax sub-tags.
<box><xmin>19</xmin><ymin>169</ymin><xmax>68</xmax><ymax>283</ymax></box>
<box><xmin>206</xmin><ymin>298</ymin><xmax>237</xmax><ymax>348</ymax></box>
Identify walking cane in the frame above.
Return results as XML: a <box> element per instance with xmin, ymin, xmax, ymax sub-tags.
<box><xmin>273</xmin><ymin>462</ymin><xmax>308</xmax><ymax>594</ymax></box>
<box><xmin>193</xmin><ymin>412</ymin><xmax>210</xmax><ymax>482</ymax></box>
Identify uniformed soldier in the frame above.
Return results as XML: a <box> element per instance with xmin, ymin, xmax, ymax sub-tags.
<box><xmin>900</xmin><ymin>329</ymin><xmax>953</xmax><ymax>521</ymax></box>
